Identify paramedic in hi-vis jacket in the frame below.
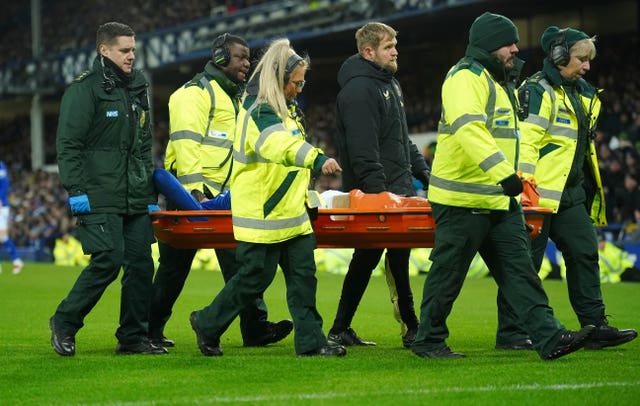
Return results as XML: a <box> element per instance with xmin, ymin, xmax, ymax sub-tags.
<box><xmin>411</xmin><ymin>12</ymin><xmax>596</xmax><ymax>361</ymax></box>
<box><xmin>189</xmin><ymin>38</ymin><xmax>345</xmax><ymax>357</ymax></box>
<box><xmin>517</xmin><ymin>26</ymin><xmax>637</xmax><ymax>350</ymax></box>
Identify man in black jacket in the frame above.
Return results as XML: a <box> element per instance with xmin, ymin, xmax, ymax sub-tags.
<box><xmin>329</xmin><ymin>22</ymin><xmax>430</xmax><ymax>348</ymax></box>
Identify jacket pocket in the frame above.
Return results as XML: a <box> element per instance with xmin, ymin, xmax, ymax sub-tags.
<box><xmin>76</xmin><ymin>214</ymin><xmax>114</xmax><ymax>254</ymax></box>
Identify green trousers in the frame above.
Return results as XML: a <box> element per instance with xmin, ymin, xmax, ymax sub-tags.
<box><xmin>149</xmin><ymin>242</ymin><xmax>269</xmax><ymax>340</ymax></box>
<box><xmin>412</xmin><ymin>200</ymin><xmax>565</xmax><ymax>358</ymax></box>
<box><xmin>195</xmin><ymin>233</ymin><xmax>327</xmax><ymax>354</ymax></box>
<box><xmin>53</xmin><ymin>213</ymin><xmax>156</xmax><ymax>344</ymax></box>
<box><xmin>530</xmin><ymin>204</ymin><xmax>605</xmax><ymax>326</ymax></box>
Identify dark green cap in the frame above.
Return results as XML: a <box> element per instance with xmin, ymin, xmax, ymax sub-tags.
<box><xmin>541</xmin><ymin>25</ymin><xmax>590</xmax><ymax>53</ymax></box>
<box><xmin>469</xmin><ymin>12</ymin><xmax>519</xmax><ymax>52</ymax></box>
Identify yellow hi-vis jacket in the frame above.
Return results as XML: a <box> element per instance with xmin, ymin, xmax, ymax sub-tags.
<box><xmin>428</xmin><ymin>59</ymin><xmax>519</xmax><ymax>210</ymax></box>
<box><xmin>164</xmin><ymin>62</ymin><xmax>239</xmax><ymax>196</ymax></box>
<box><xmin>231</xmin><ymin>96</ymin><xmax>324</xmax><ymax>244</ymax></box>
<box><xmin>518</xmin><ymin>74</ymin><xmax>606</xmax><ymax>226</ymax></box>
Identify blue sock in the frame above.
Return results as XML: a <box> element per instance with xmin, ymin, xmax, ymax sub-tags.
<box><xmin>3</xmin><ymin>239</ymin><xmax>18</xmax><ymax>261</ymax></box>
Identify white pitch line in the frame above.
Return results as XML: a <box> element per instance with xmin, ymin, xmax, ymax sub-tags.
<box><xmin>80</xmin><ymin>381</ymin><xmax>640</xmax><ymax>405</ymax></box>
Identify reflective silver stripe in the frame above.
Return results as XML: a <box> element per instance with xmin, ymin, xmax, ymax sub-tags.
<box><xmin>519</xmin><ymin>162</ymin><xmax>536</xmax><ymax>174</ymax></box>
<box><xmin>232</xmin><ymin>211</ymin><xmax>309</xmax><ymax>230</ymax></box>
<box><xmin>203</xmin><ymin>178</ymin><xmax>227</xmax><ymax>192</ymax></box>
<box><xmin>493</xmin><ymin>127</ymin><xmax>518</xmax><ymax>139</ymax></box>
<box><xmin>548</xmin><ymin>125</ymin><xmax>578</xmax><ymax>139</ymax></box>
<box><xmin>255</xmin><ymin>123</ymin><xmax>287</xmax><ymax>155</ymax></box>
<box><xmin>478</xmin><ymin>151</ymin><xmax>506</xmax><ymax>172</ymax></box>
<box><xmin>234</xmin><ymin>102</ymin><xmax>271</xmax><ymax>165</ymax></box>
<box><xmin>524</xmin><ymin>113</ymin><xmax>549</xmax><ymax>129</ymax></box>
<box><xmin>177</xmin><ymin>173</ymin><xmax>203</xmax><ymax>185</ymax></box>
<box><xmin>202</xmin><ymin>137</ymin><xmax>233</xmax><ymax>148</ymax></box>
<box><xmin>538</xmin><ymin>78</ymin><xmax>555</xmax><ymax>103</ymax></box>
<box><xmin>538</xmin><ymin>187</ymin><xmax>562</xmax><ymax>202</ymax></box>
<box><xmin>430</xmin><ymin>174</ymin><xmax>503</xmax><ymax>195</ymax></box>
<box><xmin>485</xmin><ymin>74</ymin><xmax>496</xmax><ymax>124</ymax></box>
<box><xmin>236</xmin><ymin>101</ymin><xmax>256</xmax><ymax>161</ymax></box>
<box><xmin>200</xmin><ymin>77</ymin><xmax>216</xmax><ymax>137</ymax></box>
<box><xmin>170</xmin><ymin>130</ymin><xmax>203</xmax><ymax>142</ymax></box>
<box><xmin>233</xmin><ymin>149</ymin><xmax>270</xmax><ymax>164</ymax></box>
<box><xmin>295</xmin><ymin>143</ymin><xmax>313</xmax><ymax>167</ymax></box>
<box><xmin>307</xmin><ymin>190</ymin><xmax>323</xmax><ymax>208</ymax></box>
<box><xmin>439</xmin><ymin>113</ymin><xmax>486</xmax><ymax>134</ymax></box>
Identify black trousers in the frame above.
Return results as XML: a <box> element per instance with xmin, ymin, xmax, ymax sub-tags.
<box><xmin>53</xmin><ymin>213</ymin><xmax>155</xmax><ymax>344</ymax></box>
<box><xmin>149</xmin><ymin>241</ymin><xmax>269</xmax><ymax>340</ymax></box>
<box><xmin>330</xmin><ymin>247</ymin><xmax>419</xmax><ymax>334</ymax></box>
<box><xmin>194</xmin><ymin>234</ymin><xmax>326</xmax><ymax>355</ymax></box>
<box><xmin>530</xmin><ymin>204</ymin><xmax>606</xmax><ymax>326</ymax></box>
<box><xmin>412</xmin><ymin>201</ymin><xmax>565</xmax><ymax>358</ymax></box>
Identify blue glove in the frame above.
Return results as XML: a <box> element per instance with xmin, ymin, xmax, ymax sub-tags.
<box><xmin>69</xmin><ymin>194</ymin><xmax>91</xmax><ymax>214</ymax></box>
<box><xmin>148</xmin><ymin>204</ymin><xmax>161</xmax><ymax>213</ymax></box>
<box><xmin>201</xmin><ymin>190</ymin><xmax>231</xmax><ymax>210</ymax></box>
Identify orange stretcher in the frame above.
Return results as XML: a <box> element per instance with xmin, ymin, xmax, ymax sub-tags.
<box><xmin>151</xmin><ymin>190</ymin><xmax>551</xmax><ymax>249</ymax></box>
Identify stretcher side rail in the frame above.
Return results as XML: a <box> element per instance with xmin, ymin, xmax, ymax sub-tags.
<box><xmin>151</xmin><ymin>207</ymin><xmax>551</xmax><ymax>249</ymax></box>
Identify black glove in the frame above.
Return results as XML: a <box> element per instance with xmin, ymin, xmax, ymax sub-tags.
<box><xmin>415</xmin><ymin>169</ymin><xmax>431</xmax><ymax>190</ymax></box>
<box><xmin>500</xmin><ymin>173</ymin><xmax>523</xmax><ymax>196</ymax></box>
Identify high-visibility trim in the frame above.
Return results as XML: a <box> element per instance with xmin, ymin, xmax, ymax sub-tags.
<box><xmin>170</xmin><ymin>130</ymin><xmax>203</xmax><ymax>142</ymax></box>
<box><xmin>524</xmin><ymin>113</ymin><xmax>549</xmax><ymax>129</ymax></box>
<box><xmin>295</xmin><ymin>143</ymin><xmax>313</xmax><ymax>167</ymax></box>
<box><xmin>232</xmin><ymin>211</ymin><xmax>310</xmax><ymax>230</ymax></box>
<box><xmin>201</xmin><ymin>136</ymin><xmax>233</xmax><ymax>148</ymax></box>
<box><xmin>538</xmin><ymin>186</ymin><xmax>562</xmax><ymax>202</ymax></box>
<box><xmin>479</xmin><ymin>151</ymin><xmax>507</xmax><ymax>172</ymax></box>
<box><xmin>255</xmin><ymin>123</ymin><xmax>288</xmax><ymax>155</ymax></box>
<box><xmin>177</xmin><ymin>173</ymin><xmax>203</xmax><ymax>185</ymax></box>
<box><xmin>438</xmin><ymin>113</ymin><xmax>486</xmax><ymax>134</ymax></box>
<box><xmin>203</xmin><ymin>178</ymin><xmax>228</xmax><ymax>193</ymax></box>
<box><xmin>492</xmin><ymin>127</ymin><xmax>518</xmax><ymax>139</ymax></box>
<box><xmin>548</xmin><ymin>125</ymin><xmax>577</xmax><ymax>139</ymax></box>
<box><xmin>519</xmin><ymin>162</ymin><xmax>536</xmax><ymax>174</ymax></box>
<box><xmin>430</xmin><ymin>174</ymin><xmax>504</xmax><ymax>195</ymax></box>
<box><xmin>306</xmin><ymin>190</ymin><xmax>323</xmax><ymax>209</ymax></box>
<box><xmin>234</xmin><ymin>102</ymin><xmax>270</xmax><ymax>165</ymax></box>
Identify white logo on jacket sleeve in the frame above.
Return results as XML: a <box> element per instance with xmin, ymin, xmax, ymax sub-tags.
<box><xmin>106</xmin><ymin>110</ymin><xmax>119</xmax><ymax>118</ymax></box>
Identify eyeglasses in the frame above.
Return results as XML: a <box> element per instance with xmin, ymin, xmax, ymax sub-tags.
<box><xmin>291</xmin><ymin>80</ymin><xmax>306</xmax><ymax>89</ymax></box>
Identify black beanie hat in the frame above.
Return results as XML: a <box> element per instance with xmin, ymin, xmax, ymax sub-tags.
<box><xmin>541</xmin><ymin>26</ymin><xmax>590</xmax><ymax>54</ymax></box>
<box><xmin>469</xmin><ymin>12</ymin><xmax>519</xmax><ymax>52</ymax></box>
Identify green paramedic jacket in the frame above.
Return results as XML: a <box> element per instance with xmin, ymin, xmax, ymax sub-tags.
<box><xmin>56</xmin><ymin>56</ymin><xmax>155</xmax><ymax>214</ymax></box>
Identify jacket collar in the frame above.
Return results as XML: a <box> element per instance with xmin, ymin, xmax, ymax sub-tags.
<box><xmin>204</xmin><ymin>61</ymin><xmax>244</xmax><ymax>98</ymax></box>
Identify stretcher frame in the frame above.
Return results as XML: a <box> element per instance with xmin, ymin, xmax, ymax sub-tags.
<box><xmin>151</xmin><ymin>207</ymin><xmax>551</xmax><ymax>249</ymax></box>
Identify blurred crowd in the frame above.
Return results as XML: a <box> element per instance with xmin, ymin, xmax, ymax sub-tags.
<box><xmin>1</xmin><ymin>13</ymin><xmax>640</xmax><ymax>260</ymax></box>
<box><xmin>0</xmin><ymin>0</ymin><xmax>272</xmax><ymax>66</ymax></box>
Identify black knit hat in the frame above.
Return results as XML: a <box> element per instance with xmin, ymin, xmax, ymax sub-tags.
<box><xmin>469</xmin><ymin>12</ymin><xmax>519</xmax><ymax>52</ymax></box>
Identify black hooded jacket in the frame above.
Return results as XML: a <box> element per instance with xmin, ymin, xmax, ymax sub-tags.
<box><xmin>335</xmin><ymin>54</ymin><xmax>428</xmax><ymax>195</ymax></box>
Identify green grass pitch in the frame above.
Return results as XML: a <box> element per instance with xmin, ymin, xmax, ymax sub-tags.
<box><xmin>0</xmin><ymin>260</ymin><xmax>638</xmax><ymax>405</ymax></box>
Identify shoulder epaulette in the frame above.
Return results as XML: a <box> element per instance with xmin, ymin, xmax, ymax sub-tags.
<box><xmin>73</xmin><ymin>70</ymin><xmax>93</xmax><ymax>82</ymax></box>
<box><xmin>524</xmin><ymin>71</ymin><xmax>545</xmax><ymax>86</ymax></box>
<box><xmin>451</xmin><ymin>58</ymin><xmax>483</xmax><ymax>77</ymax></box>
<box><xmin>183</xmin><ymin>72</ymin><xmax>206</xmax><ymax>90</ymax></box>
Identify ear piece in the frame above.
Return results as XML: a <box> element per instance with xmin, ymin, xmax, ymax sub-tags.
<box><xmin>283</xmin><ymin>53</ymin><xmax>303</xmax><ymax>83</ymax></box>
<box><xmin>212</xmin><ymin>33</ymin><xmax>231</xmax><ymax>67</ymax></box>
<box><xmin>548</xmin><ymin>28</ymin><xmax>570</xmax><ymax>67</ymax></box>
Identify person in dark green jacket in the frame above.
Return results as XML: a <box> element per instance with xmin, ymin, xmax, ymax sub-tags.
<box><xmin>49</xmin><ymin>22</ymin><xmax>166</xmax><ymax>356</ymax></box>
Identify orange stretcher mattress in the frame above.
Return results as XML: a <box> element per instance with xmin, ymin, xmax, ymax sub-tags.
<box><xmin>151</xmin><ymin>191</ymin><xmax>551</xmax><ymax>249</ymax></box>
